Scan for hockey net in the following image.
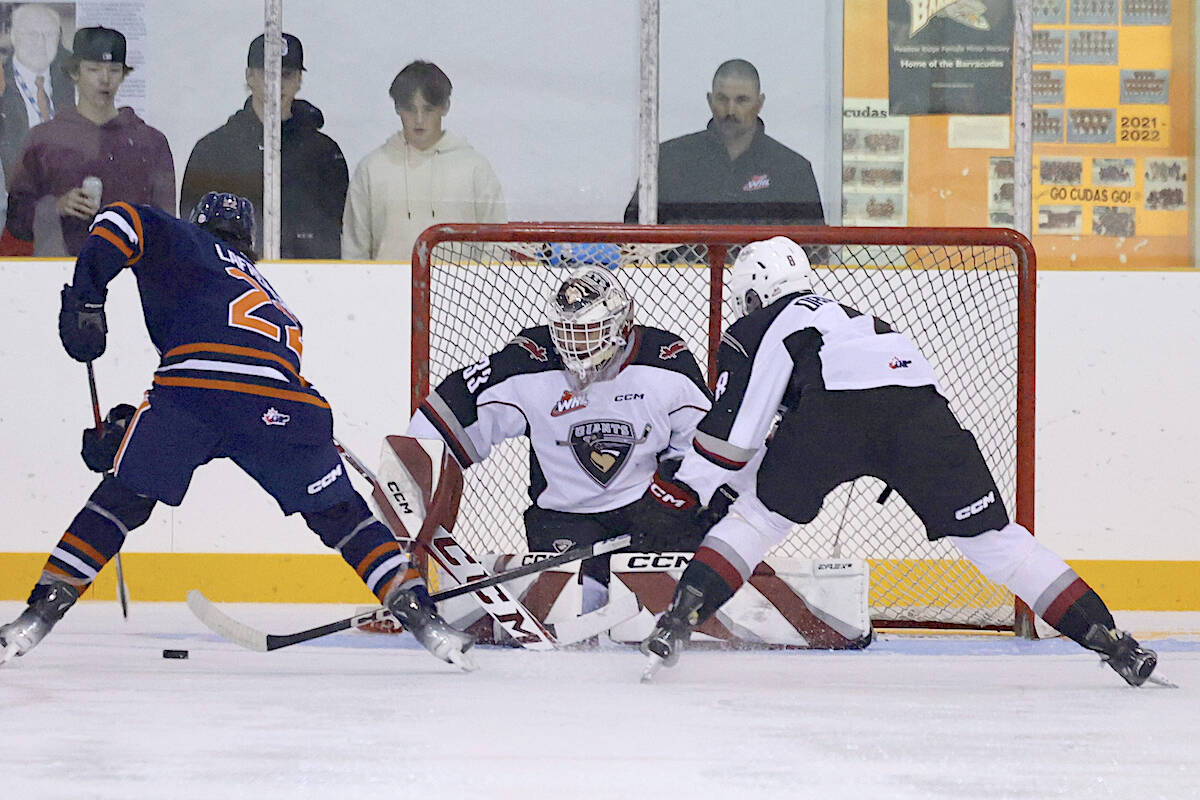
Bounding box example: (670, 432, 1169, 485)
(412, 224, 1035, 632)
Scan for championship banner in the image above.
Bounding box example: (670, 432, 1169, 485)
(887, 0, 1015, 115)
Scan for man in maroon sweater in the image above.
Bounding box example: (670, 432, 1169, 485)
(0, 26, 174, 256)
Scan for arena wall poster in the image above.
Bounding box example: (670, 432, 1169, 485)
(887, 0, 1015, 115)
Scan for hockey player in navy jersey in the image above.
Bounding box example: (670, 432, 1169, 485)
(0, 192, 475, 669)
(408, 265, 714, 610)
(636, 236, 1160, 686)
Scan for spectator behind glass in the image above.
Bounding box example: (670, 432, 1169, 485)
(180, 33, 348, 260)
(0, 3, 75, 184)
(342, 60, 505, 262)
(0, 25, 175, 257)
(624, 59, 825, 229)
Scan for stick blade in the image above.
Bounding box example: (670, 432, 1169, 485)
(548, 592, 641, 645)
(186, 590, 268, 652)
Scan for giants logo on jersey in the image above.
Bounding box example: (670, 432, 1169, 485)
(511, 335, 548, 362)
(550, 390, 588, 417)
(659, 340, 687, 360)
(566, 419, 637, 487)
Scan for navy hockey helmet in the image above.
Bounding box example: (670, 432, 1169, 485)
(189, 192, 256, 252)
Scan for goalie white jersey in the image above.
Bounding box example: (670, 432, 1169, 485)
(409, 325, 712, 514)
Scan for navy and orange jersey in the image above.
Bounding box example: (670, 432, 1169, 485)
(72, 203, 325, 407)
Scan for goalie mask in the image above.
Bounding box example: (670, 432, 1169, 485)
(547, 266, 635, 386)
(728, 236, 816, 317)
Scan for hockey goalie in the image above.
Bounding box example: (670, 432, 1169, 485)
(385, 263, 871, 650)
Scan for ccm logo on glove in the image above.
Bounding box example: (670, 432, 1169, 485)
(648, 473, 698, 510)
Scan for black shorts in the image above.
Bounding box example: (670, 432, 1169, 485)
(756, 385, 1009, 540)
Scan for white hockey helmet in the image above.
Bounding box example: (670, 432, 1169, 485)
(728, 236, 816, 317)
(546, 265, 635, 384)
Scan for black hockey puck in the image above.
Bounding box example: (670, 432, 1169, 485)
(162, 649, 189, 659)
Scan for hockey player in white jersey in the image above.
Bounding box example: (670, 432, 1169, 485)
(408, 265, 714, 608)
(635, 236, 1160, 686)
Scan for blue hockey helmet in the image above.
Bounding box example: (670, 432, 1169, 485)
(189, 191, 256, 252)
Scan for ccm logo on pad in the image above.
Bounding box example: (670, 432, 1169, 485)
(955, 491, 995, 520)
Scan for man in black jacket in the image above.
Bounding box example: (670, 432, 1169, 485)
(624, 59, 825, 229)
(180, 33, 347, 259)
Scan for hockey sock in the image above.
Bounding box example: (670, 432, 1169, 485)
(303, 495, 420, 602)
(33, 474, 155, 600)
(949, 522, 1115, 646)
(677, 555, 737, 623)
(1039, 584, 1115, 647)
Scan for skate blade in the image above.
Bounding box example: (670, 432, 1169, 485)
(0, 641, 19, 666)
(1145, 673, 1178, 689)
(448, 648, 479, 673)
(640, 653, 665, 683)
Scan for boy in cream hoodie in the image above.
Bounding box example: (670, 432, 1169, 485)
(342, 60, 505, 262)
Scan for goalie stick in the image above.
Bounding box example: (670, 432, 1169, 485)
(336, 436, 638, 649)
(187, 533, 634, 653)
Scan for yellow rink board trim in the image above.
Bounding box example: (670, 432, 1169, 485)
(0, 553, 1197, 609)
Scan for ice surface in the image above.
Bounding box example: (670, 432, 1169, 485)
(1, 602, 1197, 800)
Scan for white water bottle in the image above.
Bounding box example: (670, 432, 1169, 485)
(81, 176, 103, 208)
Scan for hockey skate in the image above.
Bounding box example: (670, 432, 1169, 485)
(639, 582, 705, 682)
(386, 585, 478, 672)
(1083, 624, 1160, 687)
(0, 581, 79, 666)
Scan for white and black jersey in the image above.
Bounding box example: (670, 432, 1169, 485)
(409, 325, 711, 514)
(677, 291, 1008, 540)
(687, 292, 939, 478)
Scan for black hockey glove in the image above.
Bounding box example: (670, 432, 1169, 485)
(632, 463, 702, 552)
(58, 284, 107, 363)
(81, 403, 136, 473)
(697, 483, 738, 531)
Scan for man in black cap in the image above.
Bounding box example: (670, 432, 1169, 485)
(0, 25, 175, 256)
(180, 32, 348, 259)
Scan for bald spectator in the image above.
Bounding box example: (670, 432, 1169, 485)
(0, 3, 75, 182)
(624, 59, 825, 229)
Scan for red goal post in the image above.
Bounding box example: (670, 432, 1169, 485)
(412, 224, 1036, 633)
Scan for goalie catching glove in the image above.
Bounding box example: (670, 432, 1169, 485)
(58, 284, 107, 363)
(81, 403, 137, 473)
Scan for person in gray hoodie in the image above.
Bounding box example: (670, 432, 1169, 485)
(180, 33, 347, 259)
(342, 60, 505, 262)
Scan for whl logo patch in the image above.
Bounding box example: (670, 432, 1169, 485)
(888, 357, 912, 369)
(743, 174, 770, 191)
(550, 390, 588, 417)
(262, 407, 290, 426)
(567, 419, 636, 487)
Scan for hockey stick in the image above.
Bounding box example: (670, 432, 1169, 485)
(187, 533, 633, 652)
(87, 361, 129, 619)
(336, 437, 638, 649)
